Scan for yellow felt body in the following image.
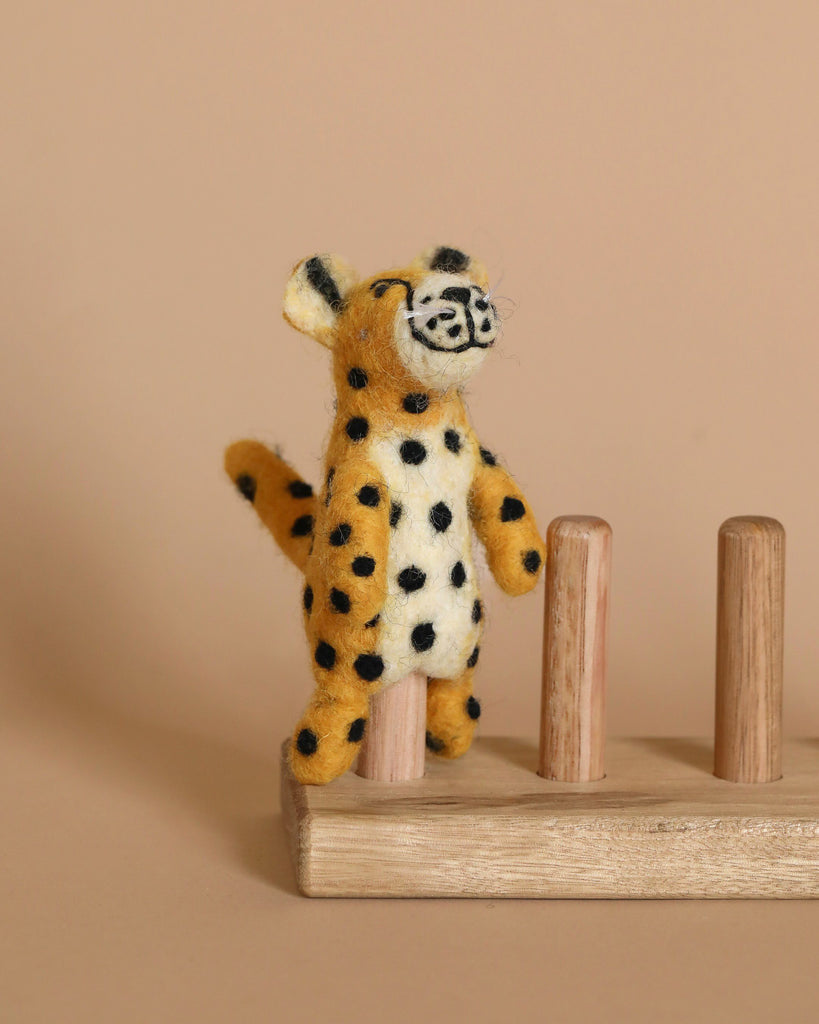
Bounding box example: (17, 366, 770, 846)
(225, 246, 547, 785)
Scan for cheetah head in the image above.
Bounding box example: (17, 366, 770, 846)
(282, 246, 501, 392)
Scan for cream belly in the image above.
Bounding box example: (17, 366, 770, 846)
(370, 424, 482, 687)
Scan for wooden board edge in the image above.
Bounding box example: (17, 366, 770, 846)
(278, 738, 819, 899)
(279, 742, 314, 896)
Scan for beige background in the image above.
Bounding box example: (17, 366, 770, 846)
(3, 2, 819, 1021)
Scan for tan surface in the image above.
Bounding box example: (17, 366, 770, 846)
(3, 1, 819, 1021)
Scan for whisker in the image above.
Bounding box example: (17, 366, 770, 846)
(484, 275, 505, 303)
(403, 306, 452, 320)
(491, 295, 517, 321)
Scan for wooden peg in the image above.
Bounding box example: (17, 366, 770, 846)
(356, 671, 427, 782)
(539, 516, 611, 782)
(714, 517, 784, 783)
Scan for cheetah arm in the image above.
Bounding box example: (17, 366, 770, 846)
(468, 454, 546, 596)
(224, 440, 316, 573)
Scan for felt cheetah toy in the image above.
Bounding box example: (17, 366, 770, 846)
(225, 246, 546, 785)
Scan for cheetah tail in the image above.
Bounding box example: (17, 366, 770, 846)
(224, 440, 316, 573)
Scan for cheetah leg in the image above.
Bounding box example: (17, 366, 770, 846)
(289, 673, 373, 786)
(425, 668, 481, 759)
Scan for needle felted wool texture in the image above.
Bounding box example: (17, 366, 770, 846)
(225, 246, 546, 785)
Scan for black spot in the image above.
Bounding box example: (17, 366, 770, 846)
(357, 484, 380, 507)
(347, 718, 366, 743)
(315, 641, 336, 670)
(481, 318, 491, 332)
(287, 479, 313, 499)
(354, 653, 384, 682)
(325, 467, 335, 506)
(479, 447, 497, 466)
(346, 417, 369, 442)
(403, 393, 429, 414)
(397, 566, 426, 592)
(472, 599, 482, 623)
(523, 549, 542, 574)
(475, 298, 488, 311)
(429, 502, 452, 532)
(450, 561, 466, 588)
(352, 555, 375, 577)
(430, 246, 470, 274)
(426, 732, 445, 753)
(400, 440, 427, 465)
(466, 696, 481, 720)
(296, 729, 318, 756)
(447, 324, 462, 338)
(411, 622, 436, 652)
(427, 317, 438, 330)
(500, 497, 526, 522)
(444, 429, 462, 454)
(305, 256, 345, 313)
(439, 310, 456, 321)
(330, 588, 351, 614)
(467, 646, 480, 668)
(389, 502, 403, 528)
(364, 614, 380, 628)
(236, 474, 256, 502)
(347, 367, 368, 389)
(303, 585, 313, 613)
(292, 515, 314, 537)
(329, 523, 352, 546)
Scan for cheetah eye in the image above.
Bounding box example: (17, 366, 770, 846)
(370, 277, 412, 300)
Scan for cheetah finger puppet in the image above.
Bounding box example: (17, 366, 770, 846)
(225, 246, 546, 785)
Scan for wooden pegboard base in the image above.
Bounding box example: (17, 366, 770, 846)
(281, 736, 819, 898)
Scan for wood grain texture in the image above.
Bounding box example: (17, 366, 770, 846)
(282, 736, 819, 898)
(355, 671, 426, 782)
(715, 517, 785, 783)
(539, 516, 611, 782)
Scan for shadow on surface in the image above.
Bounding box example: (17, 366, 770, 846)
(476, 736, 716, 777)
(235, 812, 294, 891)
(479, 735, 540, 773)
(2, 501, 298, 896)
(632, 737, 713, 773)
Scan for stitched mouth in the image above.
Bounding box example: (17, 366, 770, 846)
(412, 333, 495, 354)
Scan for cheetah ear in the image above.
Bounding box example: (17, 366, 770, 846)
(413, 245, 489, 291)
(283, 254, 358, 348)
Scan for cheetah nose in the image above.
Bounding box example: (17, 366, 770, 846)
(439, 286, 472, 306)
